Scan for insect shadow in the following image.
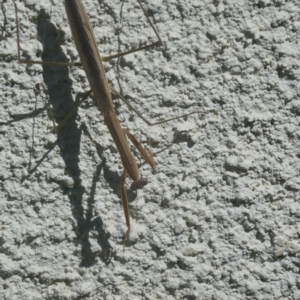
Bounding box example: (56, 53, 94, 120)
(35, 8, 116, 266)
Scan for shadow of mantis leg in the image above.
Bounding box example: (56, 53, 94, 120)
(54, 90, 92, 132)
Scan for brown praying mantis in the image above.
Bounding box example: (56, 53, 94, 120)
(11, 0, 202, 241)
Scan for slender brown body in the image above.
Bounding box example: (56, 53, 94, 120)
(13, 0, 205, 242)
(10, 0, 208, 271)
(13, 0, 165, 239)
(64, 0, 141, 183)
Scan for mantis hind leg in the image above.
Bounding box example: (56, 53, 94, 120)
(120, 170, 148, 243)
(120, 128, 155, 242)
(120, 169, 131, 241)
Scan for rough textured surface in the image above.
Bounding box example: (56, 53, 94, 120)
(1, 0, 300, 299)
